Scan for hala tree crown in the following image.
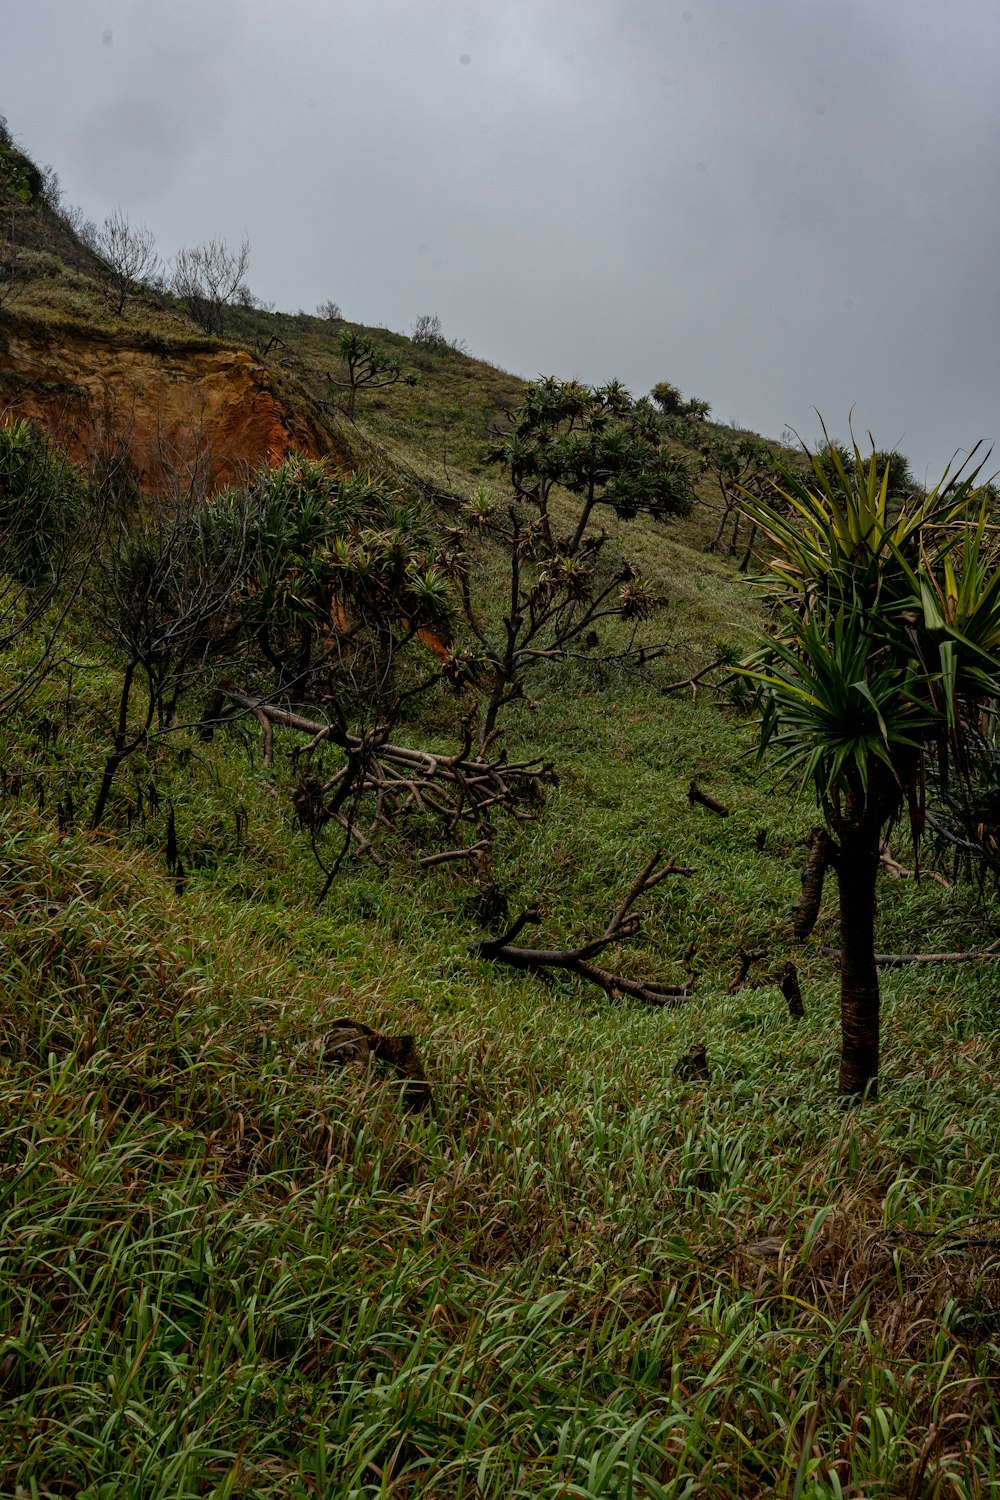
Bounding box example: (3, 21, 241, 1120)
(740, 430, 1000, 839)
(488, 376, 695, 554)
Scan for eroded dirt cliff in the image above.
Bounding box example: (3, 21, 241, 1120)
(0, 321, 338, 488)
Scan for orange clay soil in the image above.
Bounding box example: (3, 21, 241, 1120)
(0, 323, 342, 489)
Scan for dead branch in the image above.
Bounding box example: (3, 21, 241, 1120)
(792, 827, 834, 939)
(687, 780, 730, 817)
(661, 655, 730, 701)
(880, 841, 951, 889)
(220, 689, 556, 872)
(474, 850, 696, 1006)
(821, 938, 1000, 967)
(727, 948, 768, 993)
(252, 706, 274, 769)
(418, 840, 492, 868)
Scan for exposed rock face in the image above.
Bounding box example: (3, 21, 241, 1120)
(0, 323, 333, 488)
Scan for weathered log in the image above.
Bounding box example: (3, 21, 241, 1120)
(821, 939, 1000, 967)
(320, 1018, 433, 1112)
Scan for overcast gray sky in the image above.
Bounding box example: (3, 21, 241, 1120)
(3, 0, 999, 481)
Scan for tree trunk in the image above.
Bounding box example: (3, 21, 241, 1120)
(836, 821, 882, 1098)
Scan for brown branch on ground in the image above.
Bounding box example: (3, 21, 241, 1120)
(727, 948, 768, 993)
(252, 706, 274, 769)
(792, 827, 835, 939)
(661, 655, 730, 701)
(780, 960, 805, 1017)
(821, 938, 1000, 967)
(880, 841, 951, 889)
(318, 1018, 433, 1112)
(687, 781, 730, 817)
(474, 850, 696, 1006)
(220, 689, 556, 870)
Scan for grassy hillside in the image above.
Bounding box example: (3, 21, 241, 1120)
(1, 135, 999, 1498)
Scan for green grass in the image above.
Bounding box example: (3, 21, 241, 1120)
(1, 633, 999, 1496)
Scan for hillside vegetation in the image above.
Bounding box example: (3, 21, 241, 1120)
(0, 128, 998, 1498)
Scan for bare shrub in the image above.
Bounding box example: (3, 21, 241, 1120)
(171, 237, 251, 337)
(93, 209, 160, 316)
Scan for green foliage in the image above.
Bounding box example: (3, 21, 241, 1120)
(236, 455, 452, 681)
(0, 417, 82, 586)
(815, 440, 914, 500)
(0, 140, 39, 206)
(742, 436, 1000, 822)
(650, 381, 711, 421)
(489, 377, 694, 551)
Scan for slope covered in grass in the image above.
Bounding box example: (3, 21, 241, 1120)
(1, 130, 999, 1498)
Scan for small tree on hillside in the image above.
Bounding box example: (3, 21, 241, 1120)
(742, 434, 1000, 1098)
(327, 328, 412, 419)
(171, 237, 251, 337)
(412, 313, 445, 348)
(701, 432, 778, 565)
(448, 378, 696, 748)
(87, 464, 251, 827)
(488, 377, 695, 556)
(94, 209, 160, 316)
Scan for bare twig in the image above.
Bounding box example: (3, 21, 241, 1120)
(661, 654, 730, 700)
(727, 948, 767, 993)
(252, 706, 274, 769)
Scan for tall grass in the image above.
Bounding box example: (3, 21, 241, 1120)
(1, 642, 998, 1494)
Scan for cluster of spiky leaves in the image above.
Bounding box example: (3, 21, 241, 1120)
(740, 438, 1000, 827)
(233, 456, 452, 668)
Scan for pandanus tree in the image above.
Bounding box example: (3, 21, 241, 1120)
(741, 435, 1000, 1097)
(487, 377, 694, 556)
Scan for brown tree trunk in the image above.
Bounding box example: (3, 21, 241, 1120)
(836, 821, 882, 1098)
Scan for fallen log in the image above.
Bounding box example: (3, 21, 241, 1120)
(474, 850, 696, 1006)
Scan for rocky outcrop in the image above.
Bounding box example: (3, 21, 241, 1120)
(0, 321, 336, 489)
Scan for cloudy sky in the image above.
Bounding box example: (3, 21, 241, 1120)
(3, 0, 999, 481)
